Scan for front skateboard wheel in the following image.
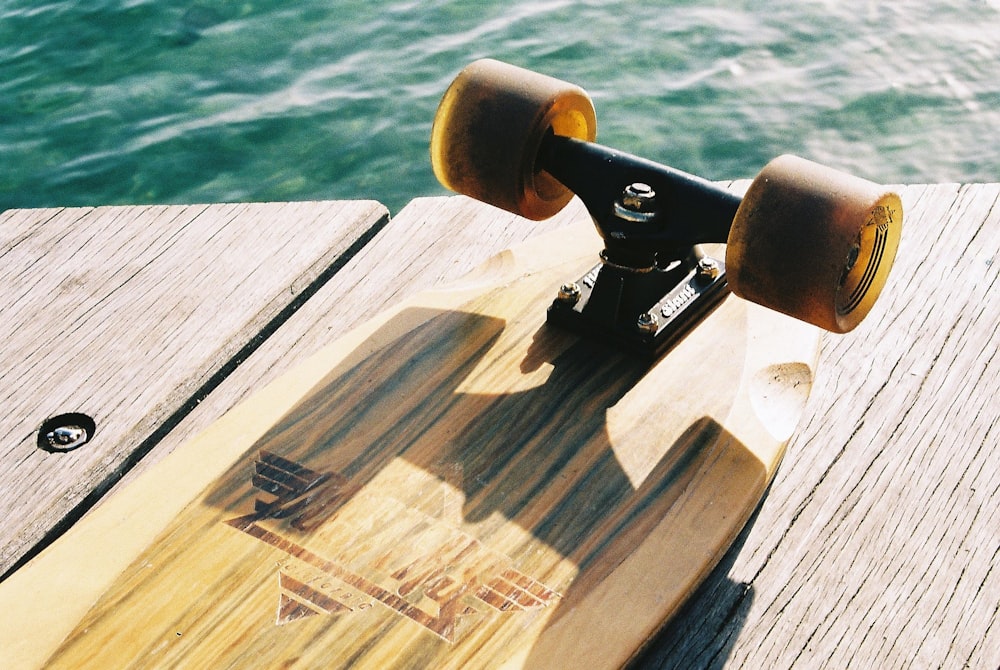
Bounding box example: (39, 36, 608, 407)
(726, 155, 902, 333)
(431, 59, 597, 220)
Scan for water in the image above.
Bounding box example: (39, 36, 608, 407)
(2, 0, 999, 215)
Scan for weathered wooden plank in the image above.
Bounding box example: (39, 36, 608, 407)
(637, 184, 1000, 668)
(5, 183, 996, 667)
(119, 196, 583, 477)
(0, 197, 820, 669)
(0, 200, 388, 577)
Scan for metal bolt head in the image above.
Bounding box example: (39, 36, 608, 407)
(636, 311, 659, 334)
(697, 256, 720, 279)
(621, 183, 656, 212)
(557, 282, 582, 305)
(38, 413, 96, 452)
(46, 425, 88, 450)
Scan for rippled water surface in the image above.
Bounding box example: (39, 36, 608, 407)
(2, 1, 999, 214)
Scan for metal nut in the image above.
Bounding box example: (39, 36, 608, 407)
(697, 257, 720, 279)
(614, 183, 658, 222)
(636, 311, 659, 334)
(557, 282, 582, 305)
(621, 183, 656, 211)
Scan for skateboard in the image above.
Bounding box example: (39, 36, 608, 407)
(0, 59, 901, 668)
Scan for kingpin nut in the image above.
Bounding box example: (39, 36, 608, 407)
(614, 183, 658, 222)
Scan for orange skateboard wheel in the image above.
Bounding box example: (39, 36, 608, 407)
(726, 155, 902, 332)
(430, 59, 597, 220)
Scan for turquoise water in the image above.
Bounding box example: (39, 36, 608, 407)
(3, 1, 999, 215)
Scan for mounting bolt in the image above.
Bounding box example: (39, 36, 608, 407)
(697, 256, 720, 279)
(557, 282, 582, 305)
(614, 183, 658, 222)
(636, 311, 659, 334)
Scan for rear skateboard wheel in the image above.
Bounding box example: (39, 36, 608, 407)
(431, 59, 597, 220)
(726, 155, 902, 333)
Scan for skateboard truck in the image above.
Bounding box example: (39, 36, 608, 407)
(430, 59, 903, 348)
(539, 133, 739, 357)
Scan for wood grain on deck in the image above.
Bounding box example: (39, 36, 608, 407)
(1, 185, 997, 668)
(2, 214, 817, 669)
(638, 183, 1000, 669)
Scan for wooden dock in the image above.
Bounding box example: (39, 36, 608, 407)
(0, 183, 997, 668)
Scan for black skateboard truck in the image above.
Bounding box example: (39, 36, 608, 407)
(430, 59, 903, 355)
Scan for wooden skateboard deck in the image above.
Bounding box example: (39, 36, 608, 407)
(0, 57, 904, 669)
(0, 219, 819, 669)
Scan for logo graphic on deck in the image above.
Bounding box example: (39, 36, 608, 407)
(224, 452, 559, 641)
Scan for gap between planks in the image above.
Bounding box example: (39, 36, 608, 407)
(0, 200, 388, 579)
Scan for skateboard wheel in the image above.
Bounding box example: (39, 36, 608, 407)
(726, 155, 902, 333)
(431, 59, 597, 220)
